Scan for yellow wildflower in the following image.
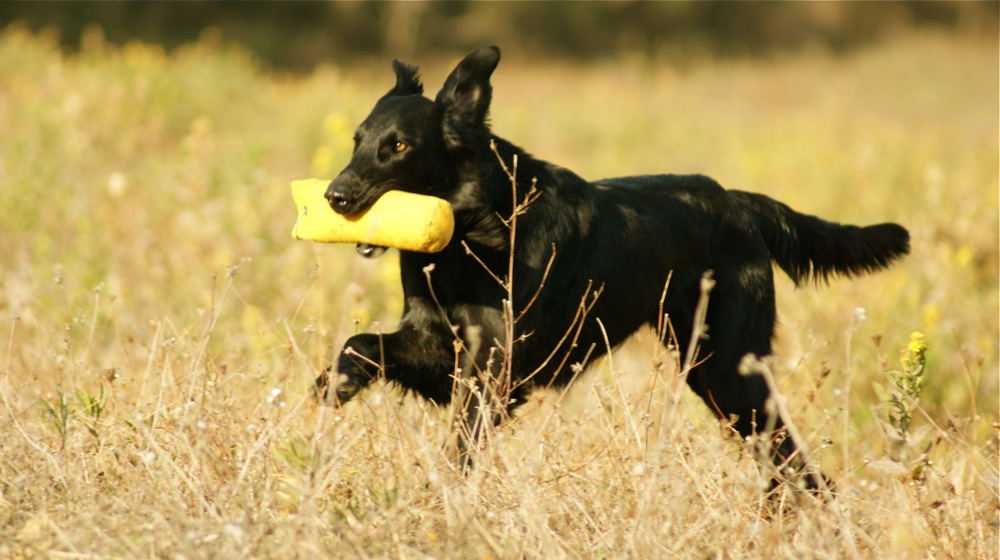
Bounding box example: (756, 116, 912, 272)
(953, 246, 973, 268)
(907, 331, 928, 355)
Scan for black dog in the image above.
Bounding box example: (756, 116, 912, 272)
(314, 46, 909, 488)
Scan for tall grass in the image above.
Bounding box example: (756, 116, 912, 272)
(0, 26, 996, 558)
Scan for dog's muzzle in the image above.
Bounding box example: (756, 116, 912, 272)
(325, 185, 352, 211)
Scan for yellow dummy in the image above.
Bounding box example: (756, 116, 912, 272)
(290, 179, 454, 253)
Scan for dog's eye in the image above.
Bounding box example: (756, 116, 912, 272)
(393, 141, 408, 154)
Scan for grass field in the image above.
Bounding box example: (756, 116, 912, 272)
(1, 26, 997, 558)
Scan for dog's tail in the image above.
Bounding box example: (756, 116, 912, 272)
(732, 191, 910, 285)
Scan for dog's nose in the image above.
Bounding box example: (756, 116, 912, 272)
(324, 185, 351, 209)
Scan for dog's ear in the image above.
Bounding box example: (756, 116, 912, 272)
(387, 59, 423, 97)
(436, 46, 500, 128)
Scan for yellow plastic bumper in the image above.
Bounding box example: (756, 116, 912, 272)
(290, 179, 454, 253)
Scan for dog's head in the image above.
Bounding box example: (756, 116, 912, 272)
(325, 46, 501, 217)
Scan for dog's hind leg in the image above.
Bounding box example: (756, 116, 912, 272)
(671, 263, 826, 492)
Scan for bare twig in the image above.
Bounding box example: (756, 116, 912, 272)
(665, 271, 714, 438)
(515, 243, 556, 323)
(655, 271, 673, 343)
(681, 271, 714, 380)
(532, 282, 605, 391)
(460, 240, 507, 289)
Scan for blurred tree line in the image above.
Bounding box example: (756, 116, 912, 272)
(1, 1, 995, 69)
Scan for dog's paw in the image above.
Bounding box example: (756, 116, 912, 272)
(312, 369, 364, 407)
(311, 371, 333, 405)
(766, 469, 835, 501)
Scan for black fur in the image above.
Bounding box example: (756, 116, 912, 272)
(315, 46, 909, 488)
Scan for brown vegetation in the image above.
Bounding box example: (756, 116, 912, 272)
(0, 28, 996, 558)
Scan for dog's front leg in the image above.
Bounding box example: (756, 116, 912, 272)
(314, 321, 456, 407)
(313, 332, 383, 406)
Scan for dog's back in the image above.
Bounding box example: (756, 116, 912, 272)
(506, 172, 909, 386)
(593, 174, 909, 285)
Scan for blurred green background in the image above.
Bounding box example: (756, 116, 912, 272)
(3, 1, 996, 69)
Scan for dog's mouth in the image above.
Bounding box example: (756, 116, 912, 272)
(326, 183, 386, 218)
(356, 243, 387, 259)
(325, 184, 393, 258)
(330, 197, 375, 219)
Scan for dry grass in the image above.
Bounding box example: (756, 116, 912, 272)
(0, 27, 997, 558)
